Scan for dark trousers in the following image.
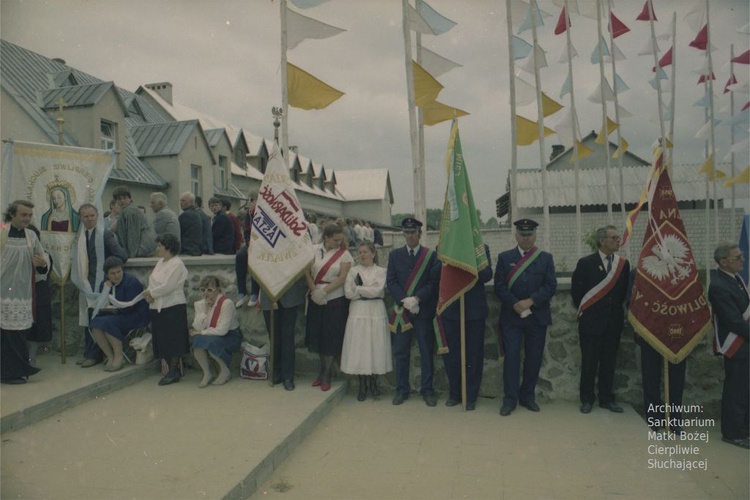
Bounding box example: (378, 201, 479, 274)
(235, 246, 260, 296)
(442, 318, 485, 403)
(579, 327, 622, 405)
(722, 356, 750, 439)
(502, 323, 547, 407)
(1, 328, 39, 380)
(640, 340, 686, 425)
(391, 317, 434, 396)
(263, 305, 298, 383)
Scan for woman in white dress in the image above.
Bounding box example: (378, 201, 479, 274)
(341, 241, 392, 401)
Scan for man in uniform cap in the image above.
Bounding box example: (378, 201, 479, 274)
(494, 218, 557, 416)
(386, 217, 440, 406)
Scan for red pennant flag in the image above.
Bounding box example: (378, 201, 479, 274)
(636, 0, 656, 21)
(743, 101, 750, 111)
(652, 47, 673, 72)
(554, 6, 569, 35)
(724, 74, 737, 94)
(689, 24, 708, 50)
(697, 72, 715, 84)
(731, 49, 750, 65)
(609, 12, 630, 38)
(627, 153, 712, 363)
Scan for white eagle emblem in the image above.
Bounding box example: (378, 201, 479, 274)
(642, 235, 691, 285)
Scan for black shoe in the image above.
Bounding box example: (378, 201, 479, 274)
(272, 376, 283, 385)
(283, 380, 295, 391)
(466, 401, 476, 411)
(158, 371, 180, 386)
(722, 437, 750, 449)
(1, 377, 27, 385)
(445, 398, 461, 407)
(599, 402, 623, 413)
(423, 393, 437, 407)
(500, 404, 515, 416)
(392, 393, 408, 405)
(369, 376, 381, 398)
(357, 376, 367, 401)
(520, 400, 540, 412)
(580, 402, 593, 414)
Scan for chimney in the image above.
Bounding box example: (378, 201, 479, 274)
(550, 144, 565, 161)
(145, 82, 173, 105)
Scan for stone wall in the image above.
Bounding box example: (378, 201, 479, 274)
(48, 254, 724, 414)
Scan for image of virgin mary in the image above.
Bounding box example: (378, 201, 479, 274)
(40, 185, 81, 232)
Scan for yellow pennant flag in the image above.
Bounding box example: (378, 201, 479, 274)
(723, 166, 750, 187)
(413, 61, 443, 107)
(516, 115, 555, 146)
(287, 62, 344, 110)
(612, 137, 629, 158)
(541, 93, 564, 117)
(699, 155, 726, 180)
(423, 100, 469, 126)
(569, 141, 594, 163)
(595, 116, 619, 145)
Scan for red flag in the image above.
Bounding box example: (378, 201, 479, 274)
(627, 152, 712, 363)
(697, 72, 715, 84)
(652, 47, 673, 72)
(636, 0, 656, 21)
(724, 74, 737, 94)
(554, 6, 569, 35)
(689, 24, 708, 50)
(743, 101, 750, 111)
(731, 49, 750, 65)
(609, 12, 630, 38)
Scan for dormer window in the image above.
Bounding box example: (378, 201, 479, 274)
(100, 120, 116, 150)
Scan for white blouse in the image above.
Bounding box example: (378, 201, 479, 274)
(192, 296, 239, 336)
(148, 256, 188, 312)
(344, 264, 386, 300)
(310, 243, 354, 300)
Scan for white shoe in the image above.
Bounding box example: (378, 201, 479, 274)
(247, 294, 258, 307)
(235, 295, 247, 308)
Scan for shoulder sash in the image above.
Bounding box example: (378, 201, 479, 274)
(577, 256, 627, 318)
(314, 247, 347, 284)
(388, 247, 434, 334)
(506, 246, 540, 289)
(210, 295, 229, 328)
(713, 276, 750, 359)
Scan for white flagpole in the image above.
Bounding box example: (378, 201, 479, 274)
(530, 0, 550, 250)
(402, 0, 425, 233)
(280, 0, 290, 166)
(668, 13, 677, 169)
(705, 0, 719, 245)
(595, 0, 613, 225)
(563, 0, 582, 259)
(605, 2, 626, 229)
(505, 0, 519, 226)
(416, 0, 427, 229)
(646, 0, 668, 156)
(729, 45, 737, 235)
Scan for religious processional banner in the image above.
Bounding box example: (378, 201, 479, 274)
(247, 144, 314, 302)
(1, 140, 114, 282)
(627, 149, 711, 364)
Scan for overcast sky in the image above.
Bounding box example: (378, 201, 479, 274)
(2, 0, 748, 220)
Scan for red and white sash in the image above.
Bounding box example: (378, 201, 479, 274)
(713, 275, 749, 359)
(577, 255, 627, 318)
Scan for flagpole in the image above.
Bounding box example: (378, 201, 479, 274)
(269, 301, 276, 387)
(595, 0, 613, 225)
(729, 45, 737, 236)
(402, 0, 426, 235)
(505, 0, 519, 226)
(529, 0, 550, 250)
(605, 1, 626, 233)
(668, 13, 677, 170)
(416, 1, 427, 232)
(460, 294, 467, 411)
(646, 0, 668, 155)
(562, 0, 582, 259)
(280, 0, 290, 166)
(705, 0, 719, 246)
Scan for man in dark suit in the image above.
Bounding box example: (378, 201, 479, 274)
(440, 244, 492, 411)
(76, 203, 128, 368)
(709, 243, 749, 449)
(386, 217, 440, 407)
(572, 225, 630, 414)
(178, 192, 203, 256)
(209, 197, 235, 255)
(495, 219, 557, 416)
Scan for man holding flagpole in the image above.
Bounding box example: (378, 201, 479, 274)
(495, 219, 556, 416)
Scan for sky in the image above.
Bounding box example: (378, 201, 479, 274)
(1, 0, 748, 221)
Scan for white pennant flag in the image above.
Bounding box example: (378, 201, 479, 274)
(556, 42, 577, 63)
(730, 137, 750, 153)
(617, 104, 633, 118)
(740, 23, 750, 35)
(517, 45, 548, 74)
(588, 77, 615, 103)
(577, 1, 598, 20)
(514, 76, 537, 106)
(604, 41, 626, 63)
(553, 108, 577, 146)
(683, 0, 706, 33)
(287, 8, 346, 50)
(727, 81, 750, 94)
(407, 4, 437, 35)
(420, 47, 462, 77)
(248, 145, 314, 302)
(695, 119, 721, 140)
(637, 37, 659, 56)
(551, 0, 578, 14)
(692, 57, 710, 75)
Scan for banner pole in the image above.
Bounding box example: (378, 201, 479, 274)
(60, 278, 66, 364)
(663, 357, 670, 432)
(460, 294, 467, 411)
(269, 301, 277, 387)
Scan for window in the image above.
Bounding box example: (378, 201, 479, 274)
(218, 155, 228, 189)
(191, 165, 202, 198)
(100, 120, 116, 150)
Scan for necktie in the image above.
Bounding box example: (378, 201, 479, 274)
(409, 249, 415, 258)
(86, 229, 92, 247)
(606, 254, 613, 273)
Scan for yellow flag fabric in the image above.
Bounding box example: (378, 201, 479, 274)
(723, 166, 750, 187)
(422, 100, 469, 126)
(595, 116, 619, 145)
(541, 93, 564, 117)
(699, 155, 726, 180)
(612, 137, 629, 158)
(413, 61, 443, 107)
(287, 62, 344, 110)
(516, 115, 555, 146)
(569, 141, 594, 163)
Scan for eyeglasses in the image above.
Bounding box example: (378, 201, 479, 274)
(726, 254, 745, 261)
(606, 236, 621, 241)
(199, 287, 217, 293)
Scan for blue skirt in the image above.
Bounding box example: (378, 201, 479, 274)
(192, 328, 242, 367)
(90, 312, 149, 342)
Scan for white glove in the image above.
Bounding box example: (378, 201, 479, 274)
(410, 304, 420, 315)
(402, 296, 419, 311)
(311, 288, 328, 305)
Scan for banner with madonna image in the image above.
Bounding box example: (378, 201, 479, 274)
(1, 140, 115, 282)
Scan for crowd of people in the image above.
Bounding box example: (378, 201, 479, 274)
(0, 195, 747, 449)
